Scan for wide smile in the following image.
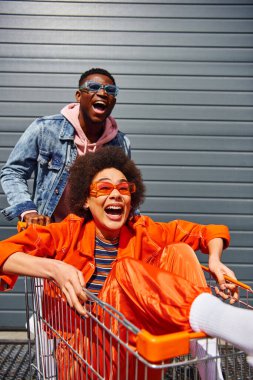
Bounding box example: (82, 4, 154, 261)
(104, 205, 124, 220)
(92, 100, 107, 114)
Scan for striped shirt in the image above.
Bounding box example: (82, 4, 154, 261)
(86, 236, 119, 296)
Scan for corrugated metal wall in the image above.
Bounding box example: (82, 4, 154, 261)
(0, 0, 253, 329)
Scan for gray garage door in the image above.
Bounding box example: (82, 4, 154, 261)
(0, 0, 252, 329)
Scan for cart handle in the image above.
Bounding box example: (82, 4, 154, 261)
(201, 264, 253, 291)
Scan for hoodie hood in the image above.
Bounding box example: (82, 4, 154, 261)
(61, 103, 118, 155)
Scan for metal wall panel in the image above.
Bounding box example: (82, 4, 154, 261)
(0, 0, 252, 329)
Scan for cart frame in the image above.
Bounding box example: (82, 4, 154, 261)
(25, 269, 253, 380)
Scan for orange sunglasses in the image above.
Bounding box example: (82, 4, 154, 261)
(90, 181, 136, 197)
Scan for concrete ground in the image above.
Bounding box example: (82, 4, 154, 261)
(0, 331, 27, 341)
(0, 332, 35, 379)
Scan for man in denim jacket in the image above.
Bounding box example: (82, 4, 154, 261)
(1, 68, 131, 226)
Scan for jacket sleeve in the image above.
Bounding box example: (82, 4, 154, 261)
(122, 134, 131, 158)
(0, 120, 41, 220)
(115, 131, 131, 158)
(163, 219, 230, 254)
(0, 223, 62, 290)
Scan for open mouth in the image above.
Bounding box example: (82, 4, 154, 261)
(105, 206, 123, 216)
(93, 101, 107, 112)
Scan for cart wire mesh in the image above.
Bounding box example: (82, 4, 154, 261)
(25, 273, 253, 380)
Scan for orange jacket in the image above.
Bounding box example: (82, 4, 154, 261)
(0, 213, 230, 291)
(0, 214, 230, 380)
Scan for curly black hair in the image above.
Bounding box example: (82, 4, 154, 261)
(68, 146, 145, 220)
(78, 68, 116, 87)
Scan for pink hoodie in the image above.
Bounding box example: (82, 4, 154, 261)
(52, 103, 119, 221)
(61, 103, 118, 155)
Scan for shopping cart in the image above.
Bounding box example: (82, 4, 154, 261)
(25, 269, 253, 380)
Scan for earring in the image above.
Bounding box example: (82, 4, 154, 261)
(83, 205, 89, 210)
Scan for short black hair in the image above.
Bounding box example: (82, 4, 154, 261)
(79, 68, 116, 87)
(68, 146, 145, 220)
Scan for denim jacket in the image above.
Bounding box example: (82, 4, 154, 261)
(0, 114, 131, 220)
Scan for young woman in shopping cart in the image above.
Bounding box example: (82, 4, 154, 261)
(0, 146, 253, 380)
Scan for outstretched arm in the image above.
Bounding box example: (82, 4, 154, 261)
(207, 238, 238, 304)
(0, 120, 42, 220)
(0, 252, 88, 315)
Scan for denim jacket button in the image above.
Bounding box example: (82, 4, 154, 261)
(55, 189, 59, 195)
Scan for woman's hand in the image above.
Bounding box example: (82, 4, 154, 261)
(2, 252, 88, 315)
(208, 259, 238, 304)
(50, 260, 88, 316)
(208, 238, 238, 304)
(209, 262, 239, 304)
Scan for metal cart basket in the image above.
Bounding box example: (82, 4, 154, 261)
(25, 269, 253, 380)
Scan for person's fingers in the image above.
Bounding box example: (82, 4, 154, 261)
(215, 271, 226, 290)
(62, 287, 73, 308)
(232, 291, 239, 302)
(228, 285, 239, 303)
(214, 286, 229, 300)
(224, 282, 238, 298)
(31, 217, 42, 225)
(214, 285, 239, 303)
(24, 213, 51, 227)
(64, 282, 88, 316)
(52, 263, 87, 315)
(215, 267, 236, 288)
(31, 216, 50, 226)
(26, 216, 40, 225)
(77, 270, 86, 288)
(211, 263, 239, 304)
(24, 212, 39, 224)
(229, 294, 238, 304)
(224, 282, 237, 290)
(26, 217, 34, 226)
(73, 273, 87, 303)
(45, 216, 51, 226)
